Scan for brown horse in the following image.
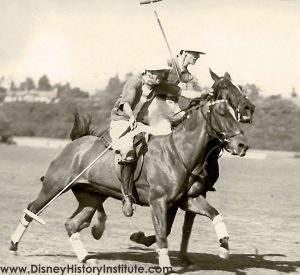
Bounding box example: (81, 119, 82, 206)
(129, 69, 256, 263)
(10, 91, 249, 271)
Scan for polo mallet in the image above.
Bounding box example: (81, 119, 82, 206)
(140, 0, 181, 81)
(25, 126, 131, 225)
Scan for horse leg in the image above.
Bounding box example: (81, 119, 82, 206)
(65, 186, 106, 262)
(130, 204, 178, 247)
(9, 180, 66, 254)
(91, 203, 107, 240)
(178, 211, 196, 265)
(180, 195, 230, 259)
(150, 198, 173, 271)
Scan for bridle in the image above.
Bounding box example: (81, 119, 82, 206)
(170, 98, 244, 179)
(213, 78, 253, 123)
(201, 99, 244, 145)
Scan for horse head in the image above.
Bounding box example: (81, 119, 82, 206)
(188, 98, 249, 157)
(209, 69, 255, 123)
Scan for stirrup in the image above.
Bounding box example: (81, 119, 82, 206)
(122, 195, 136, 217)
(118, 150, 137, 165)
(122, 195, 136, 208)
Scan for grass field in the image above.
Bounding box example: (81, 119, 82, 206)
(0, 144, 299, 275)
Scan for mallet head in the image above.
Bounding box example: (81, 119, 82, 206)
(140, 0, 162, 5)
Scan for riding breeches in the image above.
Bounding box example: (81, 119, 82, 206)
(148, 98, 184, 134)
(110, 120, 157, 156)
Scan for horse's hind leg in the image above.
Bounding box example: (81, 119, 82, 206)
(180, 195, 230, 259)
(10, 180, 66, 254)
(65, 186, 107, 262)
(130, 205, 178, 247)
(91, 204, 107, 240)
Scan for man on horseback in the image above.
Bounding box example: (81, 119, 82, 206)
(148, 46, 208, 133)
(110, 60, 203, 217)
(147, 47, 217, 196)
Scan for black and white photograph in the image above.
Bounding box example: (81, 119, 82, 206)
(0, 0, 299, 274)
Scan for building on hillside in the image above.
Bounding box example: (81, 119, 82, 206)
(4, 88, 59, 104)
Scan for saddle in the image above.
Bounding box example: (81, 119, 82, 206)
(100, 132, 149, 182)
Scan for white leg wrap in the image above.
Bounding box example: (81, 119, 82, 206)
(219, 246, 230, 259)
(11, 215, 30, 244)
(156, 248, 171, 267)
(212, 215, 229, 240)
(69, 233, 88, 262)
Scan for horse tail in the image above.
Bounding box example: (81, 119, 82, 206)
(69, 109, 95, 141)
(69, 109, 108, 141)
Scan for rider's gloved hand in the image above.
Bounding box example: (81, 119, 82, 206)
(200, 88, 214, 100)
(129, 116, 137, 130)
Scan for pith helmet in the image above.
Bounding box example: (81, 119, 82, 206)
(179, 46, 206, 55)
(144, 58, 171, 72)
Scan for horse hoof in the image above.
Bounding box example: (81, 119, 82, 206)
(91, 225, 104, 240)
(85, 258, 98, 265)
(178, 254, 193, 267)
(219, 247, 230, 259)
(130, 231, 145, 244)
(9, 241, 18, 252)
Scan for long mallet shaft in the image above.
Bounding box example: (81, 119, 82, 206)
(140, 0, 181, 81)
(36, 126, 131, 217)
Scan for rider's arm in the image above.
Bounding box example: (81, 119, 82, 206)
(122, 102, 136, 129)
(180, 88, 214, 99)
(122, 102, 134, 119)
(180, 89, 202, 99)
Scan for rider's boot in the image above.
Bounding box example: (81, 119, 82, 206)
(119, 150, 136, 217)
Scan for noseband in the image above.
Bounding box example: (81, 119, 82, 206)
(202, 99, 243, 144)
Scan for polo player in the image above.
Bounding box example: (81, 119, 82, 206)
(110, 60, 203, 217)
(148, 45, 209, 134)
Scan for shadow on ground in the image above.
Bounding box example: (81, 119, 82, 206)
(81, 249, 299, 274)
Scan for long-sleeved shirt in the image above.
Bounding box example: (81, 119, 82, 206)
(111, 74, 181, 122)
(155, 58, 194, 102)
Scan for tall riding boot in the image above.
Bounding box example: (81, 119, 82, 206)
(120, 164, 134, 217)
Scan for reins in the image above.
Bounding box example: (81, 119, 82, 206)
(169, 98, 241, 179)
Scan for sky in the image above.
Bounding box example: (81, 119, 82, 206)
(0, 0, 299, 96)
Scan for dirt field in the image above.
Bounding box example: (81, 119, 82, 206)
(0, 144, 299, 275)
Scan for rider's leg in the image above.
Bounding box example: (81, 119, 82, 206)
(110, 120, 136, 217)
(120, 163, 135, 217)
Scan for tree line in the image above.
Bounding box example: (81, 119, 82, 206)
(0, 75, 89, 99)
(0, 74, 299, 152)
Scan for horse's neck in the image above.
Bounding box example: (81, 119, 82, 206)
(172, 110, 210, 170)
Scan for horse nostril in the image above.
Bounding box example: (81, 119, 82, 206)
(239, 143, 249, 151)
(239, 143, 246, 150)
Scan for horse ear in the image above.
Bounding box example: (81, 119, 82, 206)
(224, 72, 232, 80)
(209, 68, 220, 81)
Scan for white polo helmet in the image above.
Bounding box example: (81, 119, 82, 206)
(144, 58, 171, 72)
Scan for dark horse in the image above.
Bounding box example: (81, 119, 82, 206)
(9, 74, 249, 270)
(130, 69, 255, 263)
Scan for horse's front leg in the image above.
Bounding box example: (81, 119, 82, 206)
(179, 211, 196, 265)
(180, 195, 230, 259)
(149, 197, 173, 271)
(130, 204, 178, 247)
